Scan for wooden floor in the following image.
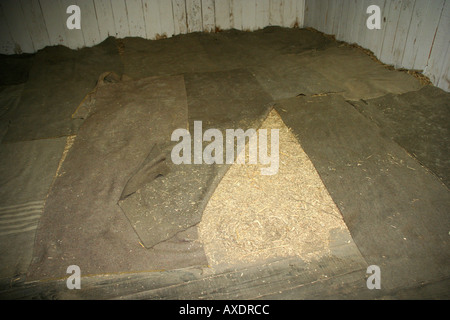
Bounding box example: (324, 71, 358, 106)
(1, 256, 449, 300)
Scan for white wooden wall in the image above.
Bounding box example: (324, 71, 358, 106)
(305, 0, 450, 92)
(2, 0, 447, 92)
(0, 0, 305, 54)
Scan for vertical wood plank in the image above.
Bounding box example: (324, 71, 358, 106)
(60, 0, 86, 49)
(77, 0, 101, 46)
(242, 0, 257, 31)
(282, 0, 297, 28)
(269, 0, 283, 26)
(411, 0, 444, 70)
(230, 0, 243, 30)
(215, 0, 231, 30)
(296, 0, 305, 28)
(142, 0, 161, 39)
(255, 0, 269, 29)
(157, 0, 175, 37)
(336, 0, 350, 41)
(350, 0, 365, 45)
(172, 0, 188, 34)
(323, 0, 335, 35)
(39, 0, 68, 46)
(308, 0, 320, 31)
(1, 0, 35, 53)
(0, 4, 15, 54)
(316, 0, 326, 32)
(365, 0, 387, 56)
(202, 0, 216, 32)
(375, 0, 392, 58)
(391, 0, 415, 68)
(322, 0, 332, 32)
(436, 46, 449, 91)
(94, 0, 117, 39)
(126, 0, 147, 39)
(20, 0, 51, 52)
(306, 0, 320, 31)
(330, 0, 342, 35)
(357, 0, 374, 49)
(186, 0, 203, 32)
(111, 0, 130, 38)
(425, 0, 450, 85)
(379, 0, 402, 65)
(303, 0, 312, 28)
(400, 0, 429, 69)
(342, 0, 357, 43)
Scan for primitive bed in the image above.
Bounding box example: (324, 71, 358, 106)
(0, 27, 449, 299)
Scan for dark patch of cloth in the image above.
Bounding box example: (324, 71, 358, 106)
(351, 85, 450, 188)
(119, 69, 273, 248)
(27, 75, 206, 281)
(275, 94, 450, 291)
(0, 138, 66, 280)
(2, 38, 123, 142)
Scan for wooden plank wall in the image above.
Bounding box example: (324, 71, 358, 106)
(0, 0, 305, 53)
(304, 0, 450, 92)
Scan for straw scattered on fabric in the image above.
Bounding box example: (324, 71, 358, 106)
(198, 110, 349, 269)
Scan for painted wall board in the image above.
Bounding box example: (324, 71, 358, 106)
(363, 0, 386, 54)
(202, 0, 216, 32)
(336, 0, 350, 42)
(436, 45, 449, 91)
(424, 0, 450, 86)
(111, 0, 130, 38)
(172, 0, 188, 34)
(282, 0, 298, 28)
(351, 0, 366, 47)
(270, 0, 283, 26)
(390, 0, 415, 68)
(296, 0, 305, 27)
(316, 0, 327, 32)
(215, 0, 231, 30)
(94, 0, 117, 40)
(5, 1, 36, 52)
(400, 0, 430, 69)
(59, 0, 85, 49)
(330, 0, 343, 35)
(142, 0, 161, 39)
(255, 0, 270, 29)
(343, 0, 357, 44)
(39, 0, 68, 47)
(126, 0, 147, 39)
(242, 0, 257, 31)
(0, 5, 15, 54)
(78, 0, 102, 47)
(1, 0, 35, 53)
(323, 0, 335, 35)
(186, 0, 203, 32)
(230, 0, 244, 30)
(157, 0, 175, 37)
(411, 0, 445, 70)
(20, 0, 51, 52)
